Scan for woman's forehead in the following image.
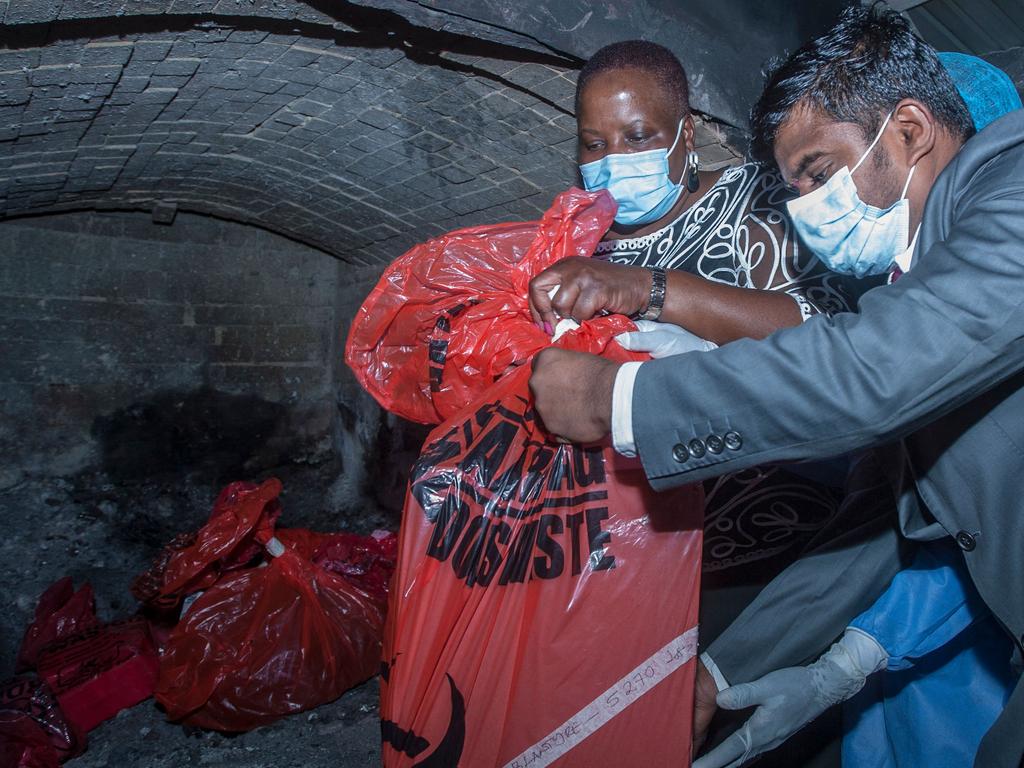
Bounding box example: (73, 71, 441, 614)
(578, 67, 679, 124)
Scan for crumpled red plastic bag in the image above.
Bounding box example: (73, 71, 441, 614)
(156, 480, 282, 605)
(0, 715, 59, 768)
(277, 528, 398, 599)
(347, 188, 704, 766)
(130, 531, 197, 615)
(13, 577, 158, 743)
(35, 619, 159, 735)
(16, 578, 99, 674)
(346, 188, 616, 424)
(152, 480, 396, 732)
(0, 676, 80, 767)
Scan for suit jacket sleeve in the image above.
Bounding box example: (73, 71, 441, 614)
(707, 450, 911, 681)
(633, 180, 1024, 490)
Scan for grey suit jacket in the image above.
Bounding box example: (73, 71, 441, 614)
(633, 110, 1024, 768)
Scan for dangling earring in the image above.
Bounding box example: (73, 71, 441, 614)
(685, 150, 700, 193)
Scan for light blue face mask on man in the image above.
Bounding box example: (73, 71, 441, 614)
(579, 120, 686, 228)
(786, 112, 916, 278)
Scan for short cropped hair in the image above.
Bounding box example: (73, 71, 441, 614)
(749, 4, 974, 164)
(575, 40, 690, 118)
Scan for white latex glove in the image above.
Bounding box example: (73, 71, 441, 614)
(615, 319, 717, 357)
(546, 285, 581, 341)
(693, 629, 887, 768)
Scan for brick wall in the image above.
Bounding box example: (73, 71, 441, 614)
(0, 210, 346, 480)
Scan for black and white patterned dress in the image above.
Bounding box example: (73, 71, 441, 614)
(597, 163, 857, 572)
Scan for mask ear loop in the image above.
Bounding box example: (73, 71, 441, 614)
(667, 117, 697, 193)
(666, 118, 685, 157)
(851, 111, 893, 174)
(899, 163, 916, 200)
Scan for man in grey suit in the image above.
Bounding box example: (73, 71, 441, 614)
(529, 5, 1024, 767)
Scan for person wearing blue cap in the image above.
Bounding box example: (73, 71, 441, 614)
(938, 51, 1022, 132)
(529, 5, 1024, 766)
(692, 49, 1022, 768)
(819, 55, 1023, 768)
(672, 49, 1023, 768)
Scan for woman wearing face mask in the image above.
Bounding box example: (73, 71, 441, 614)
(529, 41, 858, 581)
(529, 40, 858, 346)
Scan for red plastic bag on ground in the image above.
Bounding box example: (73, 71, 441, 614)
(0, 676, 80, 766)
(152, 480, 397, 732)
(156, 480, 282, 605)
(346, 189, 615, 424)
(130, 531, 197, 614)
(276, 528, 398, 597)
(34, 618, 159, 735)
(16, 578, 99, 673)
(0, 716, 59, 768)
(348, 189, 705, 766)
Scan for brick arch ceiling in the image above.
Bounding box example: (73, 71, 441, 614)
(0, 1, 596, 264)
(0, 1, 739, 264)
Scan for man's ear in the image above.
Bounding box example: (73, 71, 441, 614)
(892, 98, 936, 166)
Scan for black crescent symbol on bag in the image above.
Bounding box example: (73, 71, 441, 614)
(412, 673, 466, 768)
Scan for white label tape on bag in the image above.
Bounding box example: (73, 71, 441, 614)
(502, 625, 699, 768)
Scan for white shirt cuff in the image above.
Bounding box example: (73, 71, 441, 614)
(700, 651, 730, 693)
(611, 361, 643, 457)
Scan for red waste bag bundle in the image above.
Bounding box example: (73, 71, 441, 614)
(5, 578, 160, 764)
(347, 189, 704, 767)
(17, 579, 159, 735)
(347, 188, 623, 425)
(35, 618, 159, 735)
(151, 479, 397, 732)
(16, 578, 99, 674)
(0, 676, 80, 768)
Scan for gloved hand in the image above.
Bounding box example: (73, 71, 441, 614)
(615, 319, 717, 357)
(693, 629, 887, 768)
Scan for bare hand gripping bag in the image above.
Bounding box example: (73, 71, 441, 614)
(346, 189, 703, 767)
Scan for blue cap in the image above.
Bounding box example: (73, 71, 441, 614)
(939, 51, 1022, 132)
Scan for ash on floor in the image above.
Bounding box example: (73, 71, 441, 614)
(68, 680, 382, 768)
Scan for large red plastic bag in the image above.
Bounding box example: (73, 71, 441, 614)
(346, 189, 615, 424)
(380, 324, 703, 767)
(151, 480, 397, 732)
(347, 189, 704, 766)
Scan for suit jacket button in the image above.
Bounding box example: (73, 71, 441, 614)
(706, 434, 724, 454)
(955, 530, 977, 551)
(672, 443, 689, 463)
(688, 439, 707, 459)
(724, 431, 743, 450)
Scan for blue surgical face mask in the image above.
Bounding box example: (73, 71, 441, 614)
(786, 112, 916, 278)
(579, 120, 686, 227)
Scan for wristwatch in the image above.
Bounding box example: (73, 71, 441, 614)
(634, 266, 667, 321)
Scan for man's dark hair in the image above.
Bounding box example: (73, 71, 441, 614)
(749, 4, 974, 164)
(575, 40, 690, 117)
